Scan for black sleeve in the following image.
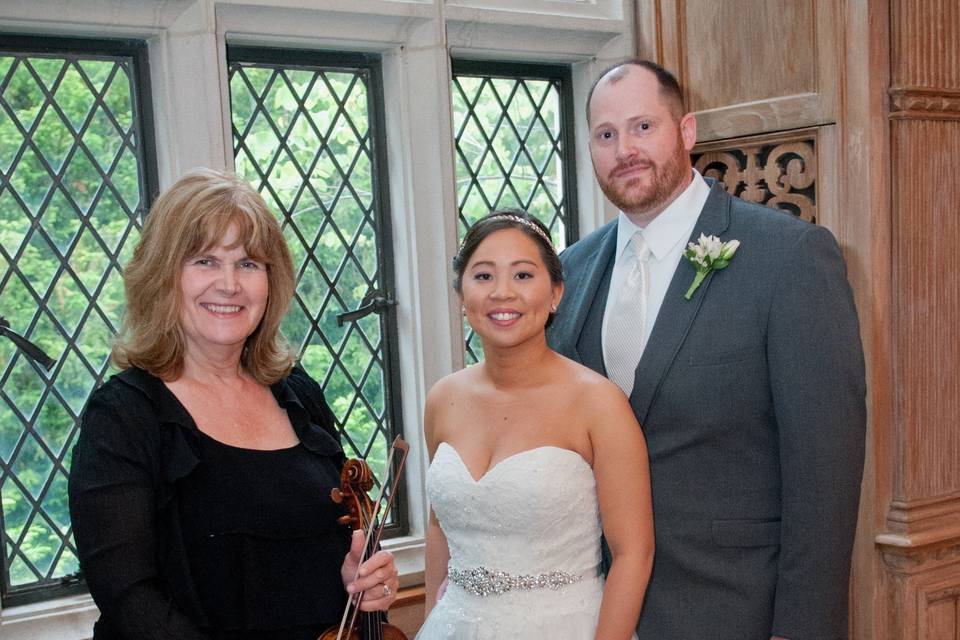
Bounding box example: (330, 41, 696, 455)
(68, 387, 211, 640)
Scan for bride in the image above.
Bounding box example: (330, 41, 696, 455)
(417, 210, 654, 639)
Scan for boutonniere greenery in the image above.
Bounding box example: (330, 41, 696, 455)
(682, 234, 740, 300)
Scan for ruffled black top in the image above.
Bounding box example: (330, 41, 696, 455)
(69, 366, 351, 640)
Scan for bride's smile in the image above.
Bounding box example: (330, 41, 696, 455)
(460, 228, 562, 349)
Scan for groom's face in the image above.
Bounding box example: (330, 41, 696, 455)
(588, 66, 696, 225)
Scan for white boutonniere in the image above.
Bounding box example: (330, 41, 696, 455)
(682, 234, 740, 300)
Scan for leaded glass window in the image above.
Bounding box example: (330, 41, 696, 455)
(451, 60, 578, 363)
(0, 36, 156, 605)
(228, 48, 405, 533)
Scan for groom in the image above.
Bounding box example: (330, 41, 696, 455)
(548, 60, 866, 639)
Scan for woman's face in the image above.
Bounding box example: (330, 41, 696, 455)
(178, 225, 269, 359)
(460, 228, 562, 350)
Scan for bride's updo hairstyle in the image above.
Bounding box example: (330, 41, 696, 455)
(452, 208, 564, 327)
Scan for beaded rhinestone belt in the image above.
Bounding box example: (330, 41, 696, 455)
(447, 566, 585, 597)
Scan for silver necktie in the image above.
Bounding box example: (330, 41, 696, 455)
(604, 233, 651, 396)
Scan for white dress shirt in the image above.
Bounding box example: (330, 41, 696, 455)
(601, 170, 711, 360)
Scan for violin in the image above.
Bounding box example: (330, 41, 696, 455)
(317, 437, 410, 640)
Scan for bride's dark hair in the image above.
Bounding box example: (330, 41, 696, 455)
(452, 209, 563, 327)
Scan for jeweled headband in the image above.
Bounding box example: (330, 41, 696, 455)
(482, 214, 553, 247)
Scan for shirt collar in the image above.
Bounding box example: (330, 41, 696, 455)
(615, 169, 711, 262)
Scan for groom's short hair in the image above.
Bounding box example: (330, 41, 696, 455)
(586, 58, 686, 123)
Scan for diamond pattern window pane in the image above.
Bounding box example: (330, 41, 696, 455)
(0, 39, 154, 605)
(451, 61, 578, 364)
(228, 49, 404, 532)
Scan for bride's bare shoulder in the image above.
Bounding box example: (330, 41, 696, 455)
(553, 353, 620, 392)
(427, 366, 480, 401)
(425, 366, 486, 424)
(548, 354, 633, 420)
(424, 367, 484, 452)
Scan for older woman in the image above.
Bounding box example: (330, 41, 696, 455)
(69, 168, 398, 640)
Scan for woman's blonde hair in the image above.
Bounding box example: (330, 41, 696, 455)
(112, 168, 296, 384)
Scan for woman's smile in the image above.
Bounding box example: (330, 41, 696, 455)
(460, 228, 561, 349)
(199, 303, 244, 315)
(487, 309, 522, 326)
(179, 225, 269, 355)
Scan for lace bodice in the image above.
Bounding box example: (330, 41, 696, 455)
(417, 443, 608, 638)
(428, 443, 601, 577)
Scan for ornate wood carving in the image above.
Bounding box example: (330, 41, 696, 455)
(879, 495, 960, 564)
(890, 88, 960, 121)
(881, 3, 960, 633)
(879, 542, 960, 574)
(692, 129, 817, 223)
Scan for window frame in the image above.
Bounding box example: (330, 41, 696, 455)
(0, 2, 634, 636)
(451, 57, 580, 247)
(451, 58, 581, 363)
(0, 33, 158, 608)
(225, 44, 408, 536)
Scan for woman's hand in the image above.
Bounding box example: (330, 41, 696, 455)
(341, 530, 399, 611)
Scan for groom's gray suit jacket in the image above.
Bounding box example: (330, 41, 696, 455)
(547, 182, 866, 640)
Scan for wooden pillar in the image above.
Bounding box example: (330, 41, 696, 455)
(872, 0, 960, 636)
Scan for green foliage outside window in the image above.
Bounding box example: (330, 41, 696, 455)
(451, 64, 575, 364)
(229, 56, 397, 517)
(0, 47, 149, 600)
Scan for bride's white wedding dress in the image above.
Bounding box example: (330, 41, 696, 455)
(416, 442, 608, 639)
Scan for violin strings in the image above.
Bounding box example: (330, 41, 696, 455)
(361, 439, 408, 640)
(368, 438, 410, 555)
(344, 518, 378, 640)
(333, 437, 410, 640)
(338, 440, 406, 640)
(333, 472, 381, 640)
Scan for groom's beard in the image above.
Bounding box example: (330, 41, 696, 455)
(596, 134, 690, 218)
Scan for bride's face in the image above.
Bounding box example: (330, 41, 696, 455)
(460, 228, 563, 350)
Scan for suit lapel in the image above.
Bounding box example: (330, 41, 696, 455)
(630, 184, 733, 424)
(556, 223, 618, 363)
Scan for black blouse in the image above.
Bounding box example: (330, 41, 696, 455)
(68, 366, 351, 640)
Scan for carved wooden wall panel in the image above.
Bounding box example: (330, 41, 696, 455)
(890, 0, 960, 90)
(681, 1, 816, 111)
(878, 1, 960, 638)
(922, 594, 957, 640)
(878, 545, 960, 640)
(641, 0, 960, 637)
(648, 0, 837, 141)
(889, 0, 960, 123)
(892, 121, 960, 501)
(692, 129, 818, 223)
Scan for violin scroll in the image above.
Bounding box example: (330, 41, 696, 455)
(331, 459, 376, 528)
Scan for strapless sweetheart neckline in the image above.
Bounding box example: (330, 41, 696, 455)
(436, 441, 591, 484)
(419, 438, 607, 638)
